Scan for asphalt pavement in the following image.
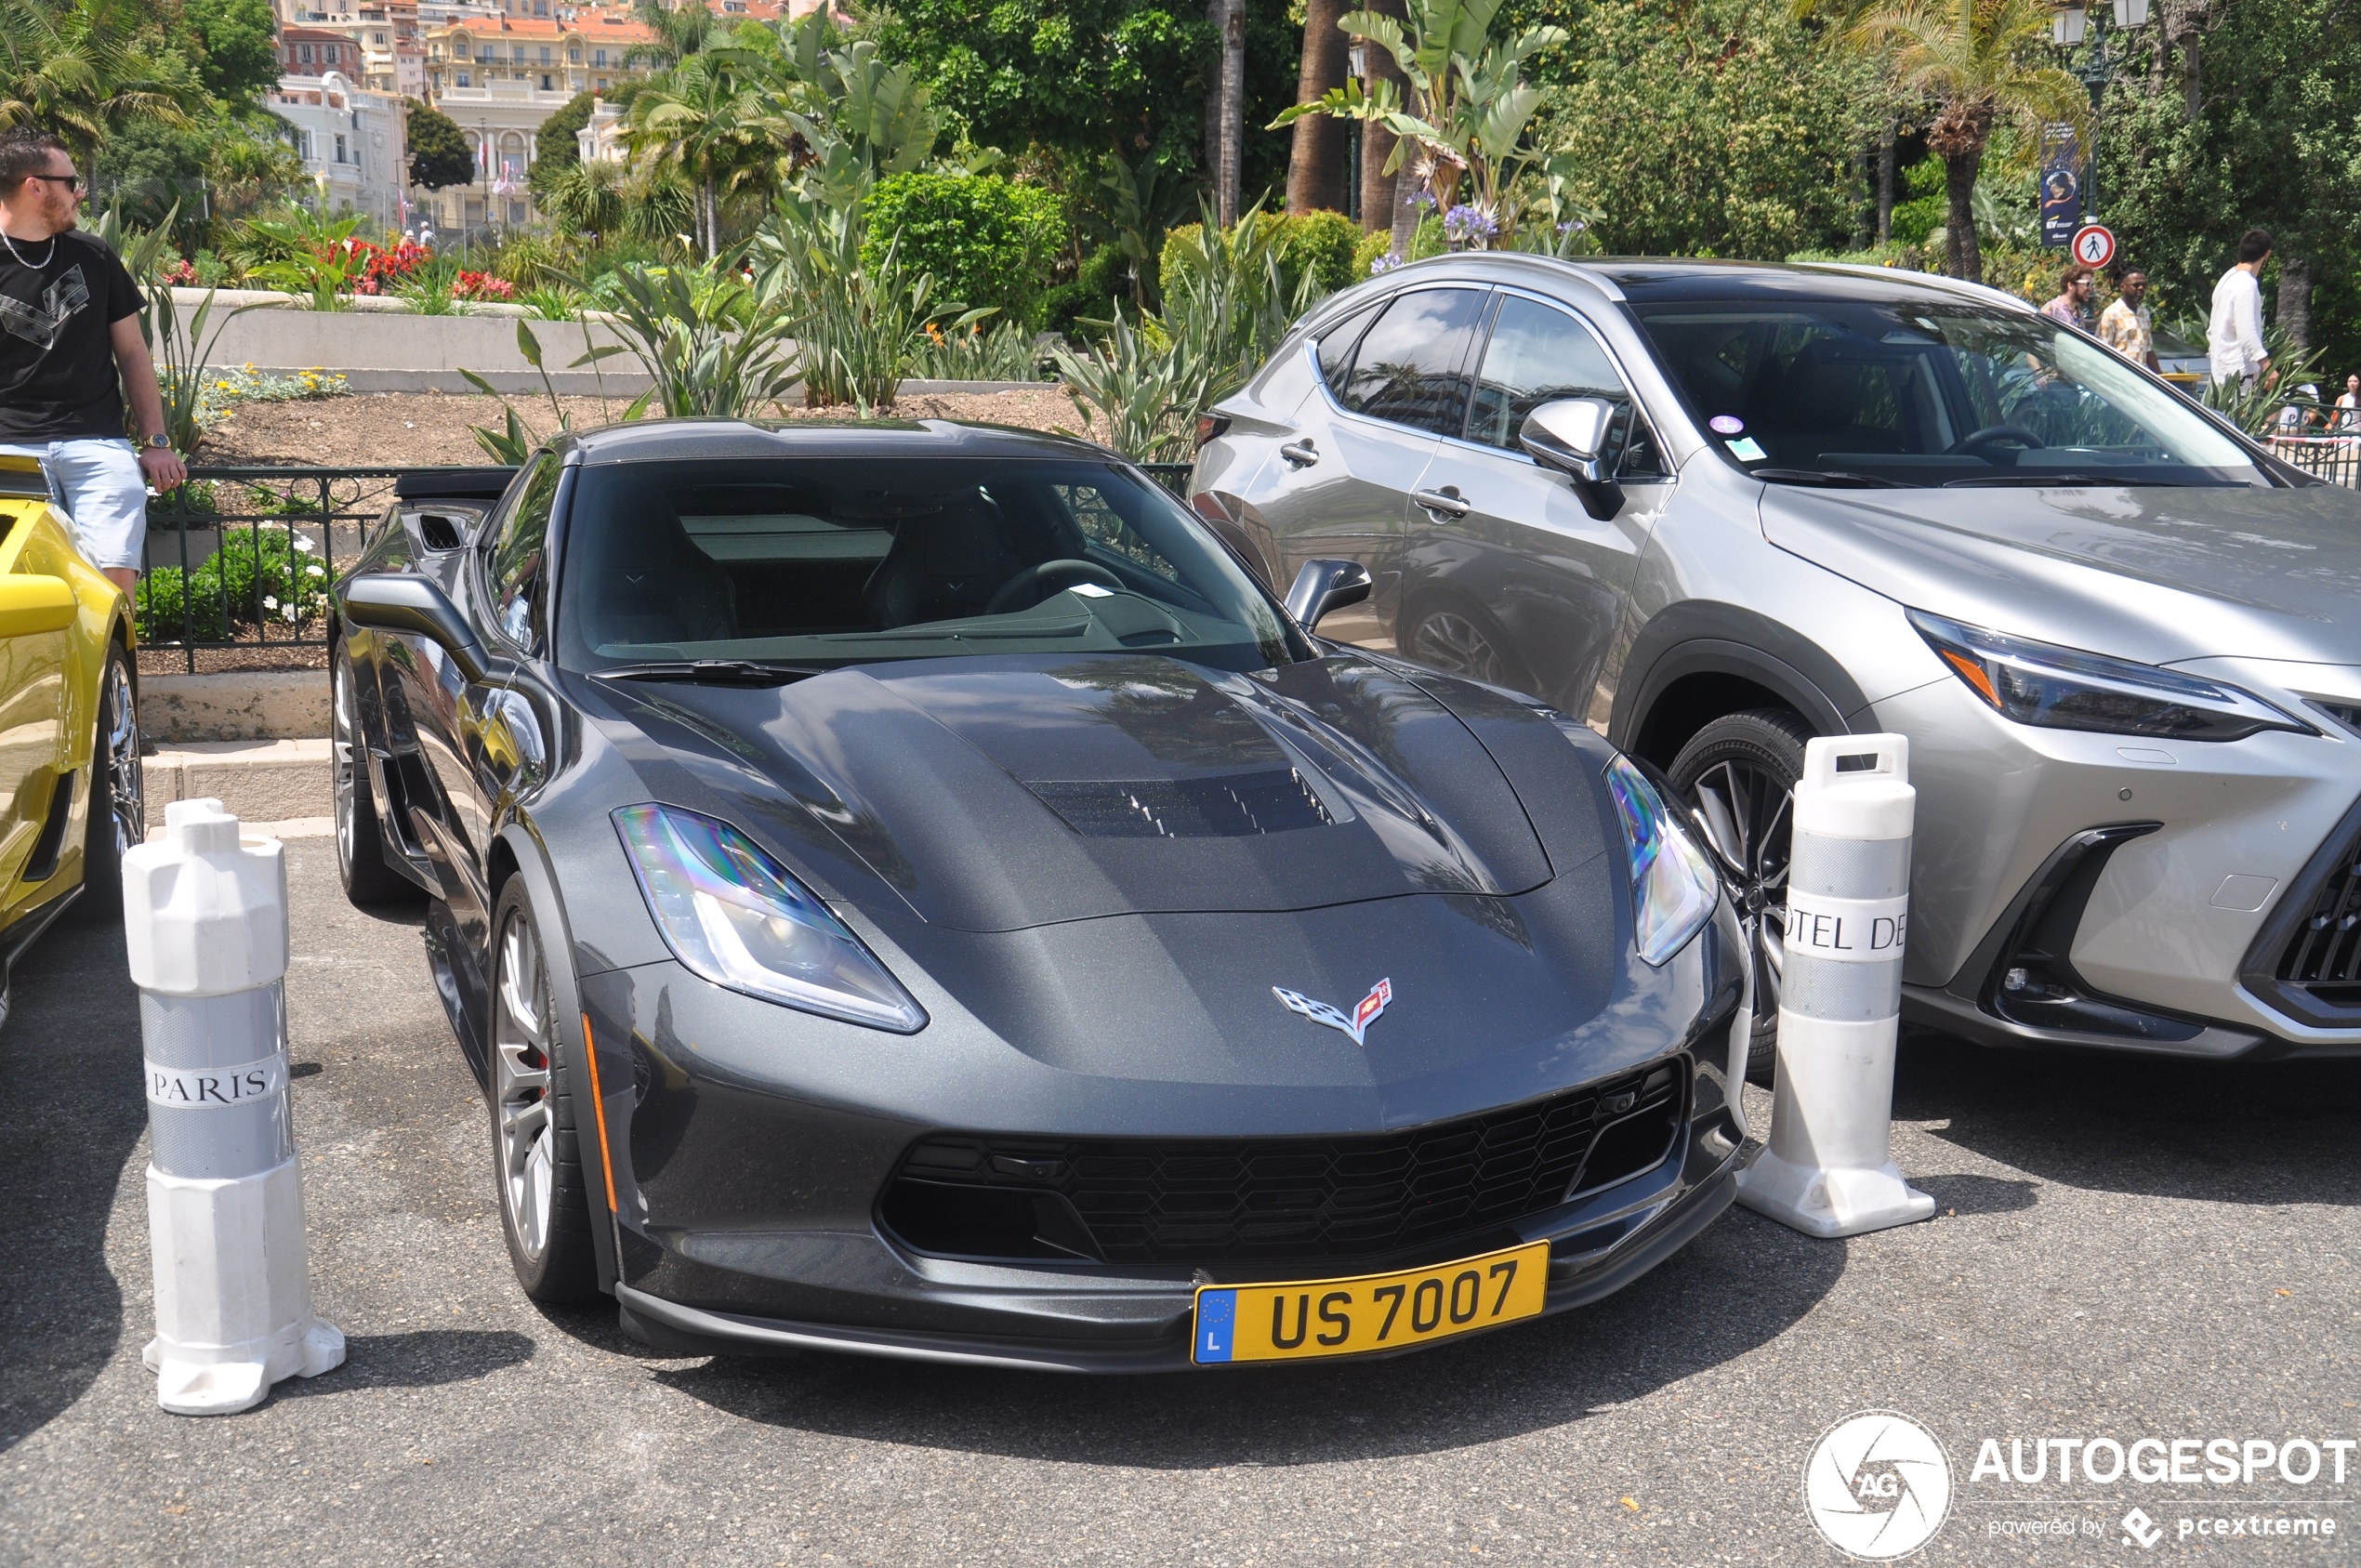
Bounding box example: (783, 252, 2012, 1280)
(3, 836, 2356, 1565)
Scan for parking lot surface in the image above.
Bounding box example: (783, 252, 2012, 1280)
(4, 837, 2356, 1565)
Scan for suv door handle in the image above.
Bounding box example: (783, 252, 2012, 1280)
(1413, 487, 1471, 518)
(1279, 440, 1318, 468)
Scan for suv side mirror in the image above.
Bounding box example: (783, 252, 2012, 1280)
(1520, 399, 1627, 521)
(338, 572, 491, 684)
(1286, 558, 1373, 632)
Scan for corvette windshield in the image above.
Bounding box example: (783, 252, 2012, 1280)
(1632, 301, 2265, 487)
(557, 457, 1300, 674)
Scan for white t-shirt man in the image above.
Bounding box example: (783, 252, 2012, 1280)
(2209, 264, 2268, 385)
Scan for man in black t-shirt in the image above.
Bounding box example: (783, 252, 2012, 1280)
(0, 127, 187, 596)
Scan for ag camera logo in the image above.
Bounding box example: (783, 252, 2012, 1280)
(1804, 1410, 1954, 1560)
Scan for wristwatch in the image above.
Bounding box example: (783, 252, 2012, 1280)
(144, 433, 170, 451)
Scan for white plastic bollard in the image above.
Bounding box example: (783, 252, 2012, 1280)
(1734, 735, 1935, 1238)
(125, 798, 344, 1415)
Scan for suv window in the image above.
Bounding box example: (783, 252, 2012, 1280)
(1469, 295, 1666, 476)
(1314, 301, 1380, 389)
(1338, 288, 1487, 435)
(486, 455, 561, 648)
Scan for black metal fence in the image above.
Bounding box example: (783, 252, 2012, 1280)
(2269, 437, 2361, 489)
(136, 459, 1203, 671)
(138, 466, 418, 672)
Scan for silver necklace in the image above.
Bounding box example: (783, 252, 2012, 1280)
(0, 229, 56, 269)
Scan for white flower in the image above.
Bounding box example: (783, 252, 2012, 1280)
(306, 563, 325, 577)
(282, 603, 297, 623)
(293, 534, 314, 553)
(261, 595, 279, 610)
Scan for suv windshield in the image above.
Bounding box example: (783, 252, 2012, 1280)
(1632, 301, 2265, 488)
(556, 457, 1301, 675)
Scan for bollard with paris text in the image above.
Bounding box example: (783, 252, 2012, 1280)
(125, 797, 344, 1415)
(1734, 735, 1935, 1238)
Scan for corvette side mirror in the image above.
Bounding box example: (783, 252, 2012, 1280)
(338, 572, 491, 684)
(0, 575, 76, 639)
(1520, 398, 1626, 522)
(1286, 558, 1372, 632)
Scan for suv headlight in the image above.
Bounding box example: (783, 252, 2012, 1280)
(1908, 610, 2312, 743)
(614, 804, 928, 1033)
(1604, 755, 1719, 966)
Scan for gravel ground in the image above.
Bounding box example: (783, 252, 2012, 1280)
(4, 838, 2357, 1565)
(197, 388, 1091, 468)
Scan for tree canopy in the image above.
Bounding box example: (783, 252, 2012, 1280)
(406, 99, 476, 191)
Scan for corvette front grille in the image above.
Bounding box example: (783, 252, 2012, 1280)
(880, 1060, 1686, 1267)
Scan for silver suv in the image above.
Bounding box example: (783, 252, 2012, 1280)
(1192, 254, 2361, 1074)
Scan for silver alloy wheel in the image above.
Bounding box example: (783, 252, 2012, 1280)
(1408, 610, 1508, 685)
(99, 656, 143, 856)
(1685, 758, 1791, 1036)
(493, 909, 558, 1263)
(332, 662, 357, 872)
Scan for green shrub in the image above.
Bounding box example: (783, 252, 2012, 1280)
(1161, 211, 1364, 305)
(861, 173, 1069, 326)
(1351, 227, 1392, 280)
(1036, 243, 1129, 338)
(137, 523, 333, 643)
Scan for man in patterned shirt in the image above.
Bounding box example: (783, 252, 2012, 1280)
(2098, 269, 2158, 372)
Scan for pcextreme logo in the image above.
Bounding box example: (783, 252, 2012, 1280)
(1803, 1410, 1954, 1561)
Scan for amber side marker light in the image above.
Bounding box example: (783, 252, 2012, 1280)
(580, 1014, 619, 1215)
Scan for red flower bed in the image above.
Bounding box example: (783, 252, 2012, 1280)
(352, 238, 433, 295)
(454, 270, 517, 301)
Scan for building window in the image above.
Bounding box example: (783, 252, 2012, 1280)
(593, 47, 606, 65)
(335, 132, 348, 163)
(594, 76, 607, 88)
(567, 46, 578, 60)
(297, 43, 313, 62)
(477, 46, 492, 60)
(539, 72, 551, 89)
(456, 69, 469, 85)
(327, 45, 340, 62)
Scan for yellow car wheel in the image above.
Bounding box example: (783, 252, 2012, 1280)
(72, 643, 141, 923)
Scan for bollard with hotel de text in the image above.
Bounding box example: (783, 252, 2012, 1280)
(126, 797, 344, 1415)
(1735, 734, 1936, 1237)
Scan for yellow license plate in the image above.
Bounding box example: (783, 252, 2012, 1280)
(1192, 1240, 1550, 1364)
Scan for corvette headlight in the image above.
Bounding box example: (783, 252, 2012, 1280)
(1604, 755, 1719, 967)
(1908, 610, 2311, 743)
(613, 804, 928, 1034)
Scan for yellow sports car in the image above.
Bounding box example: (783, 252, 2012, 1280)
(0, 454, 140, 1020)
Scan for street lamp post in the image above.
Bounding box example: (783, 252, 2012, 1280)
(2051, 0, 2150, 227)
(1346, 41, 1366, 229)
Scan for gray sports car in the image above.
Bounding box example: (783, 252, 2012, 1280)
(329, 420, 1748, 1369)
(1193, 255, 2361, 1074)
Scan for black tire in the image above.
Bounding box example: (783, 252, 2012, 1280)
(1667, 707, 1814, 1085)
(1399, 596, 1535, 693)
(486, 878, 601, 1304)
(332, 650, 422, 907)
(73, 640, 141, 924)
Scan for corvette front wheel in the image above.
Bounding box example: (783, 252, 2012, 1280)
(487, 880, 600, 1303)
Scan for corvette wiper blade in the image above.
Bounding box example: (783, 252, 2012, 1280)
(1942, 472, 2183, 488)
(1749, 468, 1907, 488)
(593, 660, 822, 686)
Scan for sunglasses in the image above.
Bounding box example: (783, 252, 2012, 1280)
(25, 173, 78, 191)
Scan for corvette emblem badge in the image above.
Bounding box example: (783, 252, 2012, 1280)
(1273, 978, 1392, 1047)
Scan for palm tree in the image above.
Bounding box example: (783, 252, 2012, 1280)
(628, 43, 789, 257)
(1840, 0, 2085, 282)
(627, 0, 719, 72)
(0, 0, 201, 164)
(1285, 0, 1350, 214)
(1273, 0, 1566, 257)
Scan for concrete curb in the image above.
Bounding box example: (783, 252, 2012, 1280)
(140, 671, 328, 744)
(145, 740, 331, 831)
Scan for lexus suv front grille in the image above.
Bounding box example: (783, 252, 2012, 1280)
(879, 1060, 1686, 1267)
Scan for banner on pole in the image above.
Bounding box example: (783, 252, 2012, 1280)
(2038, 123, 2082, 249)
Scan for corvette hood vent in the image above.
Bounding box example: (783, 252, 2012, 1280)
(604, 650, 1582, 933)
(1025, 768, 1332, 838)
